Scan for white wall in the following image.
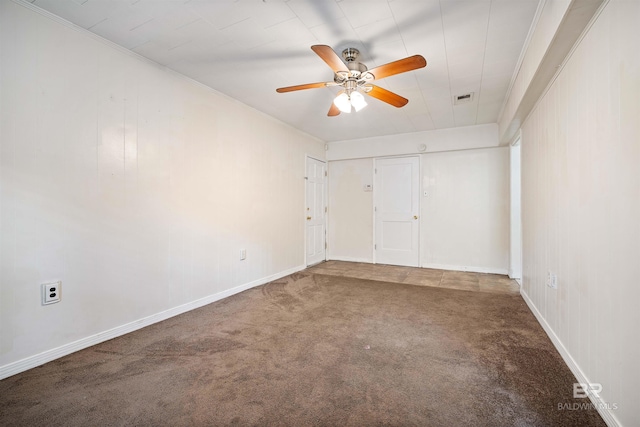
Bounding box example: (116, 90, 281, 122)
(327, 123, 498, 161)
(327, 159, 373, 262)
(0, 1, 324, 376)
(518, 0, 639, 425)
(327, 123, 510, 274)
(421, 147, 509, 273)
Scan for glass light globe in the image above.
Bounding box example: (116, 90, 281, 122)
(350, 91, 367, 112)
(333, 92, 352, 113)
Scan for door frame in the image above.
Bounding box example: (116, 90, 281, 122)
(304, 155, 327, 267)
(372, 155, 421, 266)
(509, 134, 523, 284)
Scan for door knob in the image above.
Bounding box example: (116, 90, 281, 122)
(413, 215, 418, 220)
(307, 216, 312, 220)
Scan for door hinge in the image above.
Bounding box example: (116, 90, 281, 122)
(325, 206, 327, 213)
(374, 168, 377, 174)
(325, 170, 327, 177)
(374, 206, 377, 212)
(374, 244, 377, 250)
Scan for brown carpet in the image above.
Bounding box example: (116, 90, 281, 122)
(0, 271, 605, 426)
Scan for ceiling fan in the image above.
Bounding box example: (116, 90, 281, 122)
(276, 45, 426, 116)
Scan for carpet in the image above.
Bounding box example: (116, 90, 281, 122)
(0, 271, 605, 426)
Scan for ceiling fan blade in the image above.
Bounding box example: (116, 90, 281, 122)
(276, 82, 328, 93)
(366, 85, 409, 108)
(328, 102, 341, 117)
(367, 55, 427, 81)
(311, 45, 348, 73)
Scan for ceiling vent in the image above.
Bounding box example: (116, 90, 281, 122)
(454, 92, 474, 105)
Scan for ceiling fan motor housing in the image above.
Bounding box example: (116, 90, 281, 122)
(340, 48, 369, 80)
(342, 48, 360, 62)
(348, 61, 367, 78)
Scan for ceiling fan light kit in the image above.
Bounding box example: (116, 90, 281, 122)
(334, 90, 367, 114)
(276, 45, 426, 117)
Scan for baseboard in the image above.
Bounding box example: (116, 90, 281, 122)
(508, 271, 523, 286)
(327, 256, 373, 263)
(327, 259, 509, 275)
(520, 289, 621, 427)
(421, 263, 508, 275)
(0, 265, 305, 381)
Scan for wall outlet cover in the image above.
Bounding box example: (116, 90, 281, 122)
(547, 272, 558, 289)
(42, 282, 61, 305)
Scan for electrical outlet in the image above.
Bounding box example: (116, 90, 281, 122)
(42, 281, 61, 305)
(240, 249, 247, 260)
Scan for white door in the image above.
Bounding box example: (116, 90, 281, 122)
(306, 157, 326, 266)
(374, 157, 420, 267)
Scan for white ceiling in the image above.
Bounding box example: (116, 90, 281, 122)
(30, 0, 540, 142)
